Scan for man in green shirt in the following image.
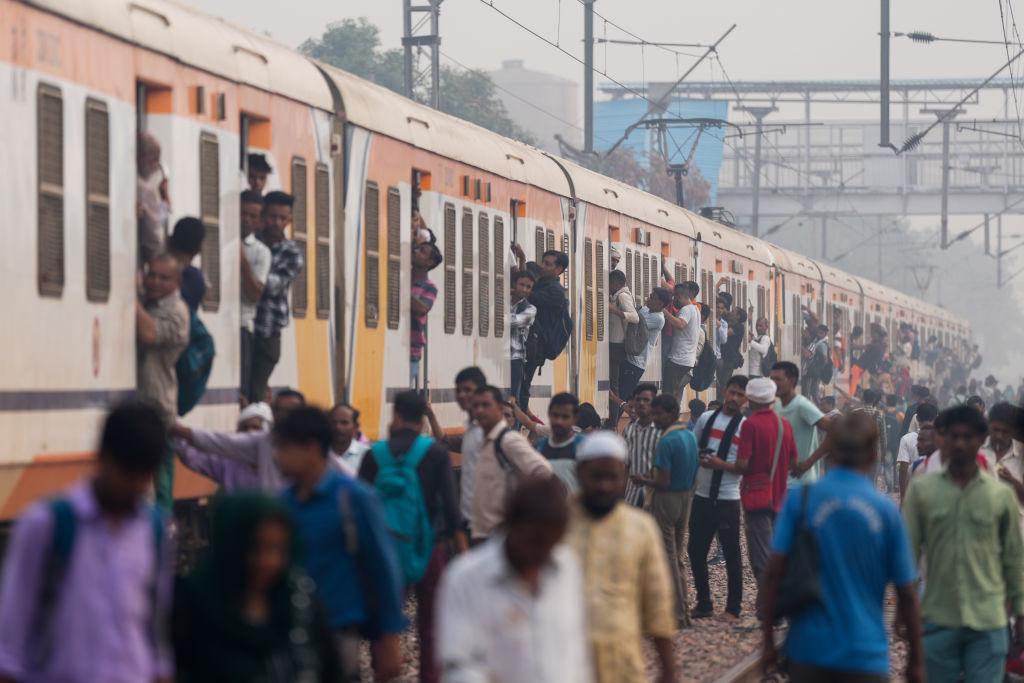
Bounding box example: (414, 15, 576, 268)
(769, 361, 833, 485)
(903, 404, 1024, 683)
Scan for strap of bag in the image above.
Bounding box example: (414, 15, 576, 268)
(697, 409, 721, 450)
(768, 413, 785, 484)
(492, 428, 515, 474)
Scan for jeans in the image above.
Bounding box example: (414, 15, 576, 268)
(651, 489, 694, 626)
(923, 623, 1009, 683)
(688, 496, 743, 615)
(511, 358, 525, 407)
(609, 342, 625, 395)
(249, 331, 281, 404)
(715, 358, 736, 399)
(410, 357, 421, 389)
(618, 361, 646, 404)
(239, 327, 253, 402)
(521, 360, 540, 411)
(743, 508, 775, 618)
(414, 543, 448, 683)
(663, 361, 693, 401)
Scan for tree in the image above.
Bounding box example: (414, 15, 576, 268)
(300, 19, 533, 144)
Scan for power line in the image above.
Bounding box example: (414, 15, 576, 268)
(997, 0, 1024, 143)
(567, 0, 712, 57)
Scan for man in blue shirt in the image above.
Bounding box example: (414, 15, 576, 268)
(633, 393, 699, 628)
(274, 406, 407, 683)
(761, 411, 924, 683)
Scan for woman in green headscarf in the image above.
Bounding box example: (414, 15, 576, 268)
(173, 492, 340, 683)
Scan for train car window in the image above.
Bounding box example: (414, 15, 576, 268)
(634, 251, 641, 300)
(596, 241, 606, 341)
(674, 263, 682, 285)
(494, 217, 505, 338)
(560, 233, 570, 290)
(38, 83, 64, 298)
(642, 254, 650, 300)
(535, 226, 545, 262)
(363, 181, 380, 328)
(545, 229, 555, 254)
(385, 186, 401, 329)
(85, 98, 110, 303)
(478, 213, 490, 337)
(625, 249, 633, 290)
(792, 295, 801, 356)
(199, 133, 222, 312)
(289, 157, 308, 318)
(584, 238, 594, 341)
(315, 164, 331, 319)
(651, 258, 659, 296)
(462, 208, 474, 336)
(443, 203, 456, 334)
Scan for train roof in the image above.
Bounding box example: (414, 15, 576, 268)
(321, 65, 571, 196)
(35, 0, 334, 109)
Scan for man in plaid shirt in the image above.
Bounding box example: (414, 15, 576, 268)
(249, 191, 303, 403)
(857, 388, 889, 488)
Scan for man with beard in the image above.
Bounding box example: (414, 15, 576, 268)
(565, 432, 676, 683)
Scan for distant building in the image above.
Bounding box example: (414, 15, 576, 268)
(489, 60, 580, 153)
(595, 97, 729, 204)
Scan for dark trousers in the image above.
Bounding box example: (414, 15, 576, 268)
(414, 543, 447, 683)
(618, 361, 645, 403)
(248, 331, 281, 404)
(688, 495, 743, 615)
(715, 359, 736, 399)
(511, 358, 526, 408)
(664, 360, 693, 400)
(787, 662, 888, 683)
(240, 327, 253, 402)
(744, 508, 776, 618)
(521, 360, 540, 411)
(609, 342, 626, 395)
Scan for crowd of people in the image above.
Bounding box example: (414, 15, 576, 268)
(6, 155, 1024, 681)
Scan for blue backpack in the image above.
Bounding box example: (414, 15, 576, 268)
(175, 310, 215, 417)
(370, 436, 435, 585)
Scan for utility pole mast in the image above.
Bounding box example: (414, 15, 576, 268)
(921, 107, 962, 247)
(998, 214, 1004, 286)
(583, 0, 595, 153)
(735, 105, 777, 237)
(403, 0, 442, 108)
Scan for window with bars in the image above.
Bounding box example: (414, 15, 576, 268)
(650, 257, 659, 296)
(596, 241, 606, 340)
(385, 187, 401, 329)
(625, 249, 633, 291)
(792, 295, 802, 355)
(199, 133, 221, 311)
(642, 254, 650, 300)
(443, 204, 456, 334)
(584, 238, 594, 340)
(674, 263, 682, 285)
(494, 217, 505, 338)
(314, 164, 330, 319)
(289, 157, 308, 317)
(478, 213, 490, 337)
(363, 182, 380, 328)
(38, 83, 64, 297)
(535, 226, 545, 262)
(545, 229, 555, 254)
(84, 98, 110, 302)
(633, 251, 641, 299)
(560, 233, 569, 289)
(462, 208, 474, 335)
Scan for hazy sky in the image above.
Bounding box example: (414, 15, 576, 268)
(198, 0, 1014, 90)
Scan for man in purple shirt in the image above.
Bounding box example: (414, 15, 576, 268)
(0, 400, 174, 683)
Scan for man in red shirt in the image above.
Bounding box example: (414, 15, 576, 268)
(734, 377, 799, 617)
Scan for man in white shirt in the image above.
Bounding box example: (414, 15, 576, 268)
(239, 190, 272, 401)
(983, 403, 1024, 525)
(327, 402, 368, 475)
(438, 476, 590, 683)
(510, 271, 537, 409)
(608, 270, 640, 406)
(897, 402, 939, 501)
(748, 317, 773, 378)
(663, 281, 702, 400)
(688, 375, 748, 619)
(618, 288, 669, 405)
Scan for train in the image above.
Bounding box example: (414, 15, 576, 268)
(0, 0, 971, 520)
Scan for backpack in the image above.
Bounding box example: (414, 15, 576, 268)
(689, 338, 718, 392)
(370, 435, 435, 584)
(176, 310, 216, 417)
(33, 498, 165, 667)
(527, 304, 572, 364)
(760, 338, 778, 377)
(812, 340, 833, 384)
(624, 317, 650, 356)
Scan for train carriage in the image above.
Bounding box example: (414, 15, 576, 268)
(0, 0, 972, 520)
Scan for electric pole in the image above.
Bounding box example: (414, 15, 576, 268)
(921, 107, 962, 248)
(998, 213, 1004, 286)
(735, 105, 777, 237)
(583, 0, 595, 153)
(403, 0, 442, 108)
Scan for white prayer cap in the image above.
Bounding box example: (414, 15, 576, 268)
(746, 377, 777, 404)
(238, 402, 274, 430)
(577, 431, 627, 463)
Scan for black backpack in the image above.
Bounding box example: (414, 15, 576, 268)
(527, 304, 572, 364)
(689, 339, 718, 392)
(760, 338, 778, 377)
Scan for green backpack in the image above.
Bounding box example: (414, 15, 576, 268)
(370, 436, 435, 585)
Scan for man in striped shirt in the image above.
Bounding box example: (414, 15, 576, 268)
(623, 383, 661, 508)
(688, 375, 748, 618)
